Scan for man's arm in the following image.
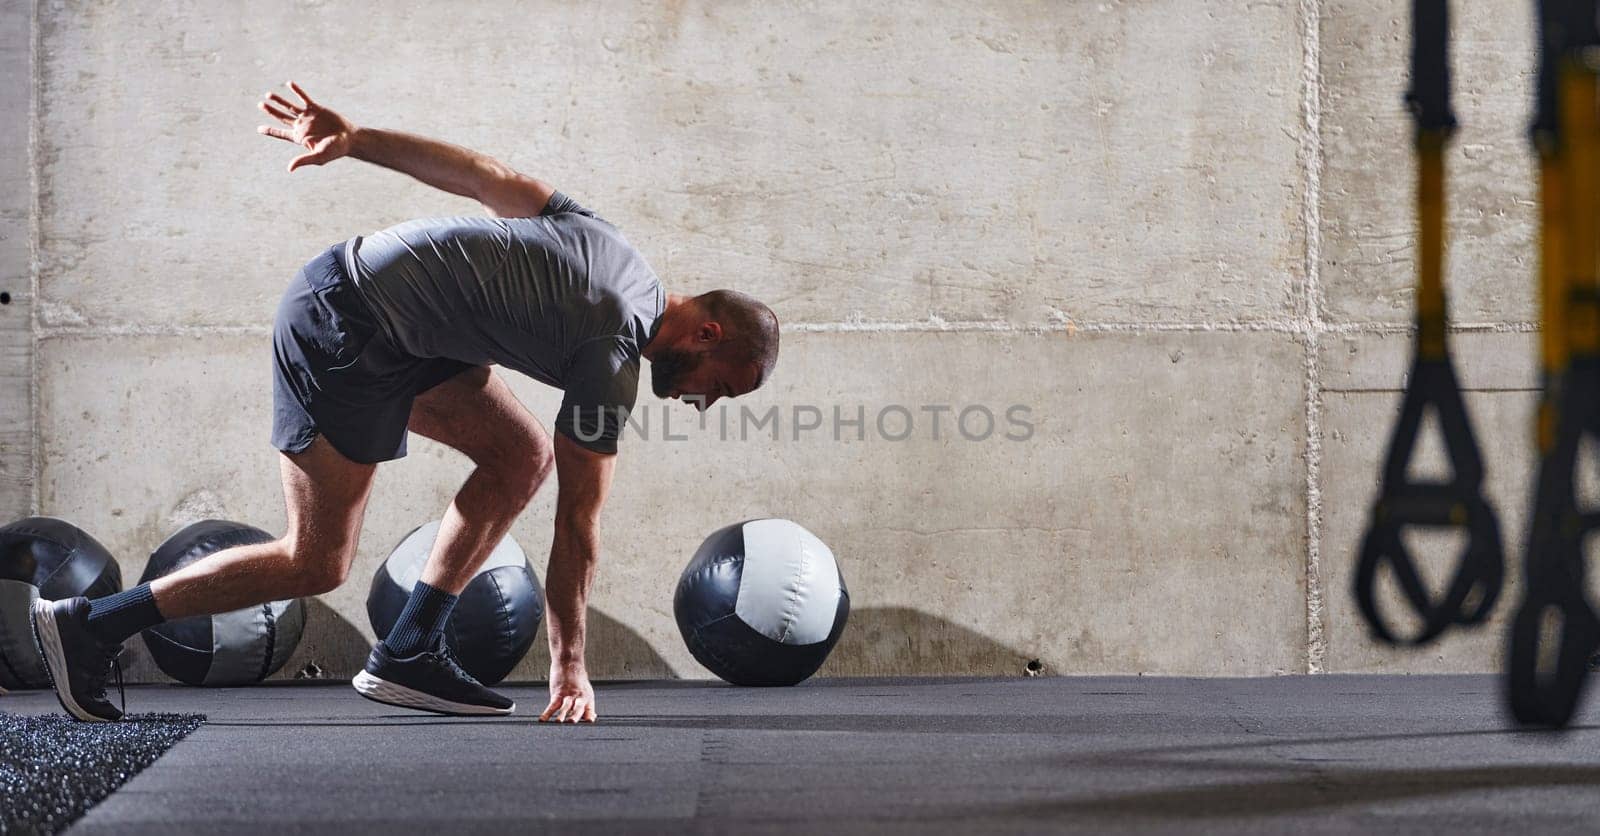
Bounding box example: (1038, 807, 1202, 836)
(256, 81, 556, 217)
(348, 129, 557, 218)
(540, 433, 617, 723)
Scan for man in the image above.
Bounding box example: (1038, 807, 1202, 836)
(30, 82, 779, 724)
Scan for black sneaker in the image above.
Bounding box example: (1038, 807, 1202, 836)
(351, 637, 514, 716)
(30, 597, 125, 723)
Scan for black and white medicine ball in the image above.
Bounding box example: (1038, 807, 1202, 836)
(675, 518, 849, 686)
(367, 521, 544, 685)
(0, 517, 122, 691)
(139, 520, 306, 687)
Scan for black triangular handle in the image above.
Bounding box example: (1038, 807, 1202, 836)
(1355, 495, 1503, 645)
(1353, 353, 1505, 645)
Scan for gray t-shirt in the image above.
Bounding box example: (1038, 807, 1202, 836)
(343, 192, 663, 454)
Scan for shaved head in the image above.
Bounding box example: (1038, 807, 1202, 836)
(694, 290, 779, 387)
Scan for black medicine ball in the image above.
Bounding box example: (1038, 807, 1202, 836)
(367, 521, 543, 685)
(0, 517, 122, 690)
(139, 520, 306, 686)
(675, 518, 849, 686)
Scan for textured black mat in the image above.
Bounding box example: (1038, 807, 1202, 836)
(0, 711, 203, 835)
(5, 678, 1600, 834)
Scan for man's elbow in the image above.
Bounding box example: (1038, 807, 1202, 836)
(480, 170, 552, 218)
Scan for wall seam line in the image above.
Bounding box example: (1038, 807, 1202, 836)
(1299, 0, 1328, 675)
(28, 320, 1541, 339)
(27, 0, 40, 515)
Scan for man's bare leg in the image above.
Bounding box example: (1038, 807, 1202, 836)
(352, 367, 551, 715)
(32, 435, 375, 722)
(407, 366, 555, 595)
(151, 436, 378, 618)
(371, 366, 552, 657)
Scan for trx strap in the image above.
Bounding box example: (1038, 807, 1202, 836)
(1507, 0, 1600, 728)
(1353, 0, 1505, 646)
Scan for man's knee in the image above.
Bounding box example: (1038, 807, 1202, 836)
(491, 436, 554, 507)
(283, 536, 356, 596)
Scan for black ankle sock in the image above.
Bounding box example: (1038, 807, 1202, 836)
(85, 584, 163, 645)
(385, 581, 458, 657)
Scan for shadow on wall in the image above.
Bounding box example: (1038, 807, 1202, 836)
(822, 606, 1036, 678)
(543, 606, 1036, 681)
(271, 600, 676, 683)
(266, 606, 1039, 682)
(519, 608, 677, 681)
(122, 603, 1032, 684)
(278, 597, 371, 681)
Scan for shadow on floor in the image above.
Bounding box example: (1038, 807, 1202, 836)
(820, 606, 1036, 677)
(203, 718, 567, 728)
(936, 764, 1600, 822)
(1103, 724, 1600, 760)
(602, 712, 1087, 735)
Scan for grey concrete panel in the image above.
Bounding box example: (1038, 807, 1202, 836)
(1320, 0, 1538, 325)
(39, 329, 1306, 680)
(0, 0, 33, 518)
(22, 0, 1564, 682)
(1317, 332, 1543, 672)
(35, 1, 1305, 328)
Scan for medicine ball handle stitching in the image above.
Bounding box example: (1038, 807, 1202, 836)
(141, 627, 213, 686)
(30, 525, 116, 593)
(257, 602, 278, 684)
(33, 557, 77, 593)
(675, 552, 743, 591)
(676, 552, 744, 631)
(483, 568, 517, 670)
(688, 612, 755, 682)
(689, 610, 836, 686)
(1352, 0, 1505, 647)
(774, 535, 811, 645)
(142, 626, 211, 655)
(1, 520, 98, 569)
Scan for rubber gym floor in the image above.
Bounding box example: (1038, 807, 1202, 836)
(4, 674, 1599, 834)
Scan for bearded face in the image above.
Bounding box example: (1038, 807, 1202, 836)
(650, 347, 704, 398)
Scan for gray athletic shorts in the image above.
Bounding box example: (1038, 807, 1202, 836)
(271, 243, 474, 464)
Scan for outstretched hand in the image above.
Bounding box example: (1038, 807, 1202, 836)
(540, 662, 597, 723)
(256, 81, 357, 172)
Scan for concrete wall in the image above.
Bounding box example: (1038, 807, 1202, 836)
(0, 0, 1546, 681)
(0, 0, 32, 520)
